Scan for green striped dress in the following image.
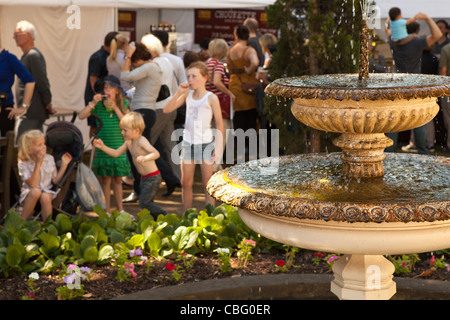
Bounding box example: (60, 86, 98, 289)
(91, 100, 130, 177)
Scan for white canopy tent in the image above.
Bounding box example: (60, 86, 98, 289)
(0, 0, 275, 143)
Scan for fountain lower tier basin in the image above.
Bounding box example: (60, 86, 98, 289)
(207, 153, 449, 224)
(238, 208, 450, 255)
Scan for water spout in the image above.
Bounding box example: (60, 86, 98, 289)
(358, 0, 370, 81)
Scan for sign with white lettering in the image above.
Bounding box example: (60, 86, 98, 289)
(194, 8, 277, 44)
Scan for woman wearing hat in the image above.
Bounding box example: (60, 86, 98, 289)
(79, 74, 130, 214)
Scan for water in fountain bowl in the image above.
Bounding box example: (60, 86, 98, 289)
(280, 73, 450, 89)
(227, 153, 449, 204)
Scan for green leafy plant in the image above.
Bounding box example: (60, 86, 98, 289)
(388, 254, 420, 274)
(326, 254, 340, 270)
(21, 272, 39, 300)
(312, 252, 324, 266)
(430, 253, 449, 270)
(215, 247, 232, 273)
(236, 239, 256, 268)
(56, 264, 91, 300)
(178, 251, 195, 271)
(166, 262, 183, 282)
(274, 246, 301, 272)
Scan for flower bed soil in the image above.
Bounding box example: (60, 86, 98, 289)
(0, 251, 447, 300)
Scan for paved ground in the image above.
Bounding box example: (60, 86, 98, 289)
(115, 166, 211, 218)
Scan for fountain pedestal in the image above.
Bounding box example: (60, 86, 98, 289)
(331, 255, 396, 300)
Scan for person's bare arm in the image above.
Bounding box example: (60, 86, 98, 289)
(136, 138, 160, 163)
(213, 73, 236, 103)
(244, 47, 259, 75)
(209, 94, 224, 163)
(163, 83, 189, 113)
(78, 94, 102, 120)
(52, 153, 72, 185)
(93, 139, 128, 158)
(7, 82, 35, 119)
(415, 13, 443, 47)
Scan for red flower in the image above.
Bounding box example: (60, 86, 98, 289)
(166, 263, 177, 271)
(275, 260, 285, 267)
(314, 253, 324, 258)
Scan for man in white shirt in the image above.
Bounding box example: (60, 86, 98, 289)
(152, 30, 187, 93)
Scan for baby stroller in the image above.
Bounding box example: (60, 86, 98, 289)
(10, 112, 106, 220)
(45, 112, 106, 217)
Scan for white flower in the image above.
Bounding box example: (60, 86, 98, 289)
(29, 272, 39, 280)
(216, 248, 230, 254)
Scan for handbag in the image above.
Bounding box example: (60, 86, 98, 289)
(156, 84, 170, 102)
(218, 94, 231, 119)
(240, 80, 260, 95)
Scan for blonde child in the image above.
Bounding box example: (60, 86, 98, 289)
(17, 130, 72, 221)
(163, 61, 224, 212)
(78, 74, 129, 214)
(93, 112, 167, 219)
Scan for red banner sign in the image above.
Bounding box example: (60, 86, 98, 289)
(194, 8, 277, 44)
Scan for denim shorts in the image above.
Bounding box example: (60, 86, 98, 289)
(139, 173, 167, 219)
(180, 140, 214, 163)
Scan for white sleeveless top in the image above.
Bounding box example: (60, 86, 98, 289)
(184, 91, 213, 144)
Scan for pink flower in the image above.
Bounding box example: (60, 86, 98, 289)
(166, 263, 177, 271)
(275, 260, 285, 267)
(402, 262, 406, 267)
(66, 264, 78, 271)
(328, 255, 339, 263)
(124, 263, 137, 277)
(245, 239, 256, 246)
(430, 255, 436, 266)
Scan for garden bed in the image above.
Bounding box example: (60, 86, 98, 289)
(0, 250, 448, 300)
(0, 204, 448, 300)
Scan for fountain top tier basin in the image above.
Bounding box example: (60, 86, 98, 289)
(206, 153, 450, 224)
(265, 73, 450, 101)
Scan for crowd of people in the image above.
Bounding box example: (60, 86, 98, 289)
(0, 18, 278, 221)
(2, 11, 449, 222)
(382, 8, 450, 155)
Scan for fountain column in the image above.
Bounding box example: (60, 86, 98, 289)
(331, 255, 396, 300)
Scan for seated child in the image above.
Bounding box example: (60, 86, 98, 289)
(93, 111, 167, 220)
(17, 130, 72, 221)
(386, 7, 419, 45)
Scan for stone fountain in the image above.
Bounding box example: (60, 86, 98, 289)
(207, 13, 450, 299)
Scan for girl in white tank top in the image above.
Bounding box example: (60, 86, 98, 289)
(184, 90, 213, 144)
(163, 62, 224, 212)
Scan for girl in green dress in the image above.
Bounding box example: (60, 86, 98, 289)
(79, 75, 130, 214)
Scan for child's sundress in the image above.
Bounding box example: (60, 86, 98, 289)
(91, 100, 130, 177)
